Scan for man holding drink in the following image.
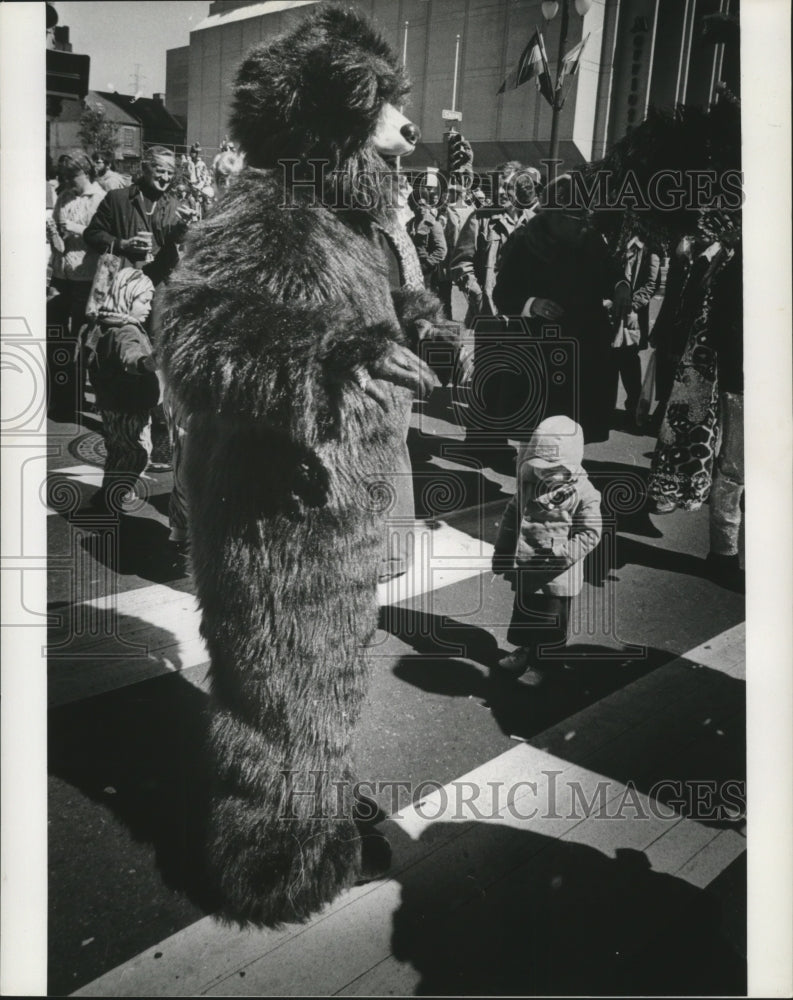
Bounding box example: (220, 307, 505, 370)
(84, 145, 194, 287)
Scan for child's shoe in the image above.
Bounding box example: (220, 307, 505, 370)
(497, 647, 531, 677)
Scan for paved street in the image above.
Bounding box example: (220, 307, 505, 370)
(46, 329, 746, 996)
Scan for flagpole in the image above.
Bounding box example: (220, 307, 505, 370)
(396, 20, 408, 172)
(451, 33, 461, 113)
(548, 0, 570, 167)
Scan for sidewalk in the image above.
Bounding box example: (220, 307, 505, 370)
(73, 625, 746, 997)
(46, 347, 746, 995)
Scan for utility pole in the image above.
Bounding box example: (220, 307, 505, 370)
(129, 63, 146, 96)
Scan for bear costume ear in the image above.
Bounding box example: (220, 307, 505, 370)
(230, 6, 409, 168)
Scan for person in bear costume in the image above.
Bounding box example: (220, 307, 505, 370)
(158, 6, 458, 924)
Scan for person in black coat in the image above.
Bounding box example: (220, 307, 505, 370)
(452, 163, 539, 458)
(612, 235, 660, 422)
(494, 178, 631, 444)
(84, 146, 192, 287)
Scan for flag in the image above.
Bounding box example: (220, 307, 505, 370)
(558, 33, 590, 88)
(497, 28, 554, 106)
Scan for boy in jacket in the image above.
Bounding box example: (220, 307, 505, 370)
(492, 416, 602, 682)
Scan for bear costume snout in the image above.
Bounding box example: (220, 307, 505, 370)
(372, 103, 421, 157)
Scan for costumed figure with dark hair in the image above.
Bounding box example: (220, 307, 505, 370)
(159, 7, 461, 924)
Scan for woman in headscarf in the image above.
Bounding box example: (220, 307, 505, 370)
(86, 268, 159, 510)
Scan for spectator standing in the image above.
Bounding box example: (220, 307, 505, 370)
(84, 145, 192, 287)
(494, 176, 631, 444)
(85, 268, 159, 511)
(186, 143, 212, 214)
(452, 163, 540, 458)
(92, 150, 129, 192)
(648, 237, 695, 428)
(611, 235, 660, 425)
(175, 152, 191, 183)
(405, 191, 447, 292)
(646, 239, 725, 513)
(436, 181, 474, 319)
(48, 150, 106, 414)
(452, 161, 538, 325)
(492, 416, 602, 685)
(705, 242, 743, 589)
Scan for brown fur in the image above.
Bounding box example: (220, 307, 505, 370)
(159, 9, 439, 924)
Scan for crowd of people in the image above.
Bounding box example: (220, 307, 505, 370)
(397, 144, 744, 631)
(46, 141, 243, 546)
(46, 130, 743, 682)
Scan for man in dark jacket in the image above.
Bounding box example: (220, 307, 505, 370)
(494, 178, 631, 444)
(84, 146, 191, 287)
(452, 162, 539, 460)
(612, 235, 661, 421)
(452, 162, 538, 324)
(405, 192, 447, 292)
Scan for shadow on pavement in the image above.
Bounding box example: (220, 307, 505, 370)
(407, 427, 513, 519)
(75, 512, 187, 585)
(385, 610, 669, 744)
(48, 616, 216, 995)
(384, 607, 745, 832)
(386, 819, 746, 996)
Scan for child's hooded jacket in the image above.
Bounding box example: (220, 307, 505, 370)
(493, 416, 602, 596)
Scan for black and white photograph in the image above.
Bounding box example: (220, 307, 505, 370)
(1, 0, 791, 995)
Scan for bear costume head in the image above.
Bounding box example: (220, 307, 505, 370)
(230, 5, 420, 213)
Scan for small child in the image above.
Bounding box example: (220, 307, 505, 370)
(86, 268, 159, 509)
(492, 415, 602, 682)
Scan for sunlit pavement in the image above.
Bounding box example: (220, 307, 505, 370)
(47, 318, 746, 995)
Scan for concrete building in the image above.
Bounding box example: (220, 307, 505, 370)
(166, 0, 738, 169)
(166, 45, 190, 121)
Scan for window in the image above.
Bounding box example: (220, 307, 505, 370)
(121, 126, 136, 150)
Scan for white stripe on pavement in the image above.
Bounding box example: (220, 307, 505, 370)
(49, 519, 493, 708)
(71, 624, 745, 998)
